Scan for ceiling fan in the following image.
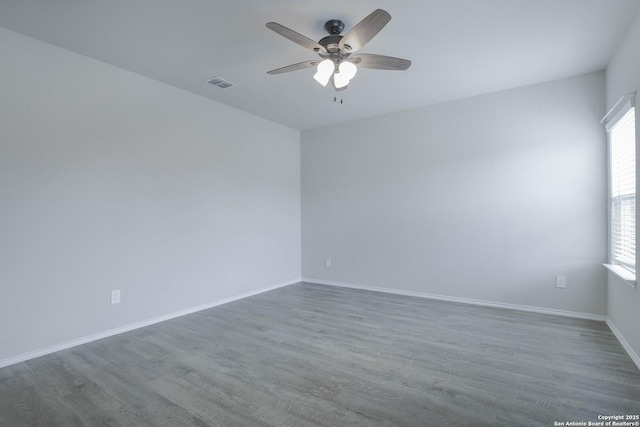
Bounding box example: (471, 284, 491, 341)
(266, 9, 411, 91)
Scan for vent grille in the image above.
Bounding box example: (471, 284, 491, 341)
(206, 76, 236, 89)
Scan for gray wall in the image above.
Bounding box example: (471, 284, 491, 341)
(0, 28, 301, 363)
(605, 11, 640, 363)
(302, 72, 607, 316)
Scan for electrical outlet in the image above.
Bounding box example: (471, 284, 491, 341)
(110, 290, 121, 304)
(556, 275, 566, 289)
(325, 258, 332, 267)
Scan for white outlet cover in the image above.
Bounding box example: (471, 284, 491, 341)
(325, 258, 332, 267)
(556, 275, 566, 288)
(111, 290, 121, 304)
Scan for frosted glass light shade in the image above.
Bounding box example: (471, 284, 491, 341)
(333, 73, 350, 89)
(338, 61, 357, 80)
(313, 59, 334, 86)
(333, 61, 357, 88)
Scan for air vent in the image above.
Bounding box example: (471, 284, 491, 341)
(206, 76, 236, 89)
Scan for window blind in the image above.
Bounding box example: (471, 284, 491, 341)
(610, 107, 636, 271)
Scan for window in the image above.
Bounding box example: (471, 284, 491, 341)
(603, 93, 636, 282)
(610, 107, 636, 271)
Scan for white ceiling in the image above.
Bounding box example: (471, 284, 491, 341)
(1, 0, 638, 130)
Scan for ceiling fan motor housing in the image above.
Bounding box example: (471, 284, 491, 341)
(317, 35, 343, 53)
(318, 20, 346, 54)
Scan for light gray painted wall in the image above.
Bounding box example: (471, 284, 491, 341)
(302, 72, 607, 316)
(0, 28, 301, 362)
(605, 11, 640, 361)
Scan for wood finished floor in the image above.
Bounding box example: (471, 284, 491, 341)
(1, 282, 639, 426)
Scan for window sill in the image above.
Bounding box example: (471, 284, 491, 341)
(603, 264, 636, 288)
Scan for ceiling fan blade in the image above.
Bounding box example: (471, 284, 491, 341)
(267, 60, 318, 75)
(266, 22, 326, 53)
(350, 54, 411, 70)
(339, 9, 391, 53)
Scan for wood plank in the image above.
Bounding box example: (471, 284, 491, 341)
(1, 282, 638, 426)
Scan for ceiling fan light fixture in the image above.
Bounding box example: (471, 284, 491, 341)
(338, 61, 357, 80)
(333, 72, 350, 89)
(313, 59, 334, 86)
(333, 61, 357, 89)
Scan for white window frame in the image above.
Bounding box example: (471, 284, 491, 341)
(602, 92, 636, 287)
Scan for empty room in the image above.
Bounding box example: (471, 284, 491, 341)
(1, 1, 640, 425)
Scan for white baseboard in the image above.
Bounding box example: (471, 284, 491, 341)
(606, 318, 640, 371)
(302, 278, 607, 321)
(0, 278, 300, 369)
